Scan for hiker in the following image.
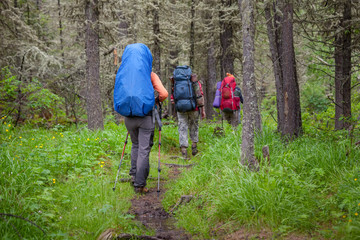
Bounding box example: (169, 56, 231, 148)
(114, 43, 168, 194)
(213, 73, 243, 128)
(170, 66, 206, 159)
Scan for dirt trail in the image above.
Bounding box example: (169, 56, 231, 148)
(127, 163, 191, 240)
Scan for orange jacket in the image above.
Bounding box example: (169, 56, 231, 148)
(151, 72, 168, 101)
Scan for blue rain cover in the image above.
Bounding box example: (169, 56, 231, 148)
(114, 43, 155, 117)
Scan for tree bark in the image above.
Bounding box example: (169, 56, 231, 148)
(265, 2, 285, 133)
(190, 0, 195, 69)
(335, 0, 352, 130)
(85, 0, 103, 130)
(280, 2, 302, 138)
(206, 39, 217, 119)
(265, 0, 302, 139)
(168, 48, 178, 119)
(220, 0, 234, 77)
(58, 0, 64, 64)
(240, 0, 258, 170)
(153, 0, 161, 78)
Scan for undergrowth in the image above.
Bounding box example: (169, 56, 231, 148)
(1, 116, 360, 239)
(162, 121, 360, 239)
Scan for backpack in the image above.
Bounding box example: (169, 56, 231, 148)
(173, 65, 197, 112)
(220, 76, 237, 112)
(113, 43, 155, 117)
(213, 81, 222, 108)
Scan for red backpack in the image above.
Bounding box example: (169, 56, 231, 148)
(220, 76, 238, 112)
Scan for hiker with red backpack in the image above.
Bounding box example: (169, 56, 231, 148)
(113, 43, 168, 194)
(213, 73, 243, 128)
(170, 66, 206, 159)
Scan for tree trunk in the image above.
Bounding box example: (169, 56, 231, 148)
(240, 0, 258, 170)
(168, 48, 178, 119)
(335, 0, 352, 130)
(153, 0, 161, 78)
(220, 0, 234, 77)
(190, 0, 195, 68)
(85, 0, 103, 130)
(206, 39, 217, 119)
(265, 2, 285, 133)
(58, 0, 64, 64)
(280, 2, 302, 138)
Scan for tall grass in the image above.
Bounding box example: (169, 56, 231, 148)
(162, 122, 360, 239)
(0, 121, 154, 239)
(1, 117, 359, 239)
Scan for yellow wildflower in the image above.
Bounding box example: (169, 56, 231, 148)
(32, 138, 34, 140)
(35, 146, 38, 148)
(52, 179, 56, 183)
(100, 165, 103, 168)
(6, 129, 8, 132)
(87, 138, 89, 141)
(355, 178, 358, 181)
(52, 136, 55, 139)
(8, 124, 11, 127)
(19, 136, 22, 139)
(343, 215, 347, 218)
(355, 213, 358, 216)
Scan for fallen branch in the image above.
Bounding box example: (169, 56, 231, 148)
(116, 233, 163, 240)
(164, 163, 197, 168)
(169, 195, 194, 213)
(0, 213, 46, 238)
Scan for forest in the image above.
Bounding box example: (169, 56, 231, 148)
(1, 0, 360, 239)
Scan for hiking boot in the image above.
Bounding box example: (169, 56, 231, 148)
(180, 147, 188, 159)
(134, 187, 149, 194)
(130, 175, 135, 186)
(191, 143, 198, 156)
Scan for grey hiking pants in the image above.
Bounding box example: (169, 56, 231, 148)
(125, 115, 154, 188)
(177, 110, 199, 148)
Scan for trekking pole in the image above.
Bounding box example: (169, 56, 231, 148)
(154, 102, 163, 198)
(113, 132, 129, 192)
(157, 127, 161, 197)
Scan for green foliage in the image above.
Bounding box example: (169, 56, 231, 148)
(163, 121, 360, 239)
(0, 67, 65, 125)
(0, 122, 144, 239)
(301, 82, 330, 113)
(1, 110, 360, 239)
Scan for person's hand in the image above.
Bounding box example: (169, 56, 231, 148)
(201, 107, 206, 119)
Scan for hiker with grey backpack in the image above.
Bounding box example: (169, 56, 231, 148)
(170, 66, 206, 159)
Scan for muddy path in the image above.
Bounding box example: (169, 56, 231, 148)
(125, 162, 192, 240)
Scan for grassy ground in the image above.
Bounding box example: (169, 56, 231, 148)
(162, 120, 360, 239)
(1, 117, 360, 239)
